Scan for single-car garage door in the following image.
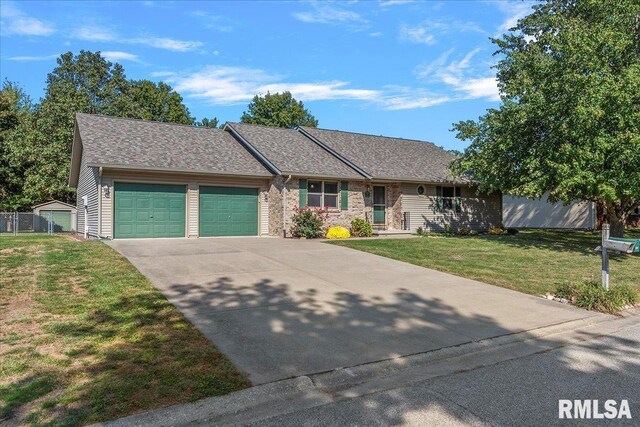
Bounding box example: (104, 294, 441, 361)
(199, 186, 258, 237)
(114, 183, 186, 238)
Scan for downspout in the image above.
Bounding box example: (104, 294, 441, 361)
(98, 167, 103, 238)
(282, 174, 292, 237)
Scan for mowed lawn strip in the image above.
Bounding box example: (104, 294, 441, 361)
(0, 235, 250, 426)
(330, 230, 640, 296)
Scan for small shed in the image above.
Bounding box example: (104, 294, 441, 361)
(32, 200, 77, 232)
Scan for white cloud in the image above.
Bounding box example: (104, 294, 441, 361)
(150, 71, 177, 78)
(71, 25, 203, 52)
(494, 1, 535, 33)
(399, 23, 436, 45)
(0, 3, 54, 36)
(102, 51, 139, 62)
(379, 87, 451, 110)
(73, 25, 116, 42)
(399, 19, 487, 45)
(414, 48, 499, 101)
(293, 3, 366, 26)
(379, 0, 415, 6)
(168, 66, 380, 105)
(164, 65, 472, 111)
(8, 54, 58, 61)
(369, 31, 383, 37)
(132, 37, 203, 52)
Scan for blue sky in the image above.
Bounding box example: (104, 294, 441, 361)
(0, 0, 534, 151)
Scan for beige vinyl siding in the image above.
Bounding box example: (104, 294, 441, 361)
(187, 182, 199, 238)
(100, 177, 113, 238)
(99, 169, 270, 239)
(76, 151, 100, 237)
(402, 184, 501, 232)
(260, 189, 269, 236)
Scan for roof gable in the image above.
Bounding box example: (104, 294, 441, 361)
(299, 127, 464, 183)
(227, 123, 364, 179)
(74, 114, 273, 178)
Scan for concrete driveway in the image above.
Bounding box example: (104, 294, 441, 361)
(107, 237, 605, 384)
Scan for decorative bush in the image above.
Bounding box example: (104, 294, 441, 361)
(457, 227, 471, 236)
(555, 281, 638, 314)
(326, 226, 351, 239)
(506, 228, 519, 235)
(444, 224, 454, 237)
(290, 207, 328, 238)
(488, 227, 505, 235)
(350, 218, 373, 237)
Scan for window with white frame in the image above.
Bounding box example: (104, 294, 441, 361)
(307, 181, 338, 209)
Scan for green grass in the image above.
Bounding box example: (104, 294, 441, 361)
(0, 235, 250, 426)
(330, 230, 640, 296)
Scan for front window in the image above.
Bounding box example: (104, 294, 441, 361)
(307, 181, 338, 209)
(437, 186, 461, 212)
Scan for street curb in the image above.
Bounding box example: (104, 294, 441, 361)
(96, 312, 637, 426)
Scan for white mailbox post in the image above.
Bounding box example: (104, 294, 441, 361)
(600, 224, 636, 290)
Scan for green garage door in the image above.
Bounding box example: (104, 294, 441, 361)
(199, 186, 259, 237)
(40, 210, 71, 232)
(115, 183, 186, 238)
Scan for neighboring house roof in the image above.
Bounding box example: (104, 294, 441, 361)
(32, 200, 77, 210)
(226, 123, 364, 180)
(71, 114, 273, 185)
(299, 126, 466, 183)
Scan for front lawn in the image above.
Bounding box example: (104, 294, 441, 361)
(330, 230, 640, 296)
(0, 235, 250, 426)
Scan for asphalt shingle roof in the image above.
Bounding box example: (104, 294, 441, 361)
(75, 114, 272, 177)
(228, 123, 363, 179)
(300, 127, 464, 183)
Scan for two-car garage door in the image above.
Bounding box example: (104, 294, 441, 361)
(114, 183, 258, 238)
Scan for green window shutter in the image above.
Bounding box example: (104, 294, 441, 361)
(299, 179, 307, 208)
(455, 187, 462, 213)
(435, 186, 443, 213)
(340, 181, 349, 210)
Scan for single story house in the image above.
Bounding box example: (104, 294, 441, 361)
(69, 114, 502, 239)
(32, 200, 77, 232)
(503, 193, 596, 229)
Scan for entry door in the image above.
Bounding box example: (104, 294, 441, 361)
(373, 186, 386, 225)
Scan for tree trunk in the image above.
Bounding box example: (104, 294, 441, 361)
(604, 201, 629, 237)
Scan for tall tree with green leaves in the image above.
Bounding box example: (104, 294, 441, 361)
(4, 51, 198, 210)
(240, 91, 318, 128)
(127, 80, 194, 124)
(452, 0, 640, 236)
(196, 117, 220, 128)
(0, 81, 33, 210)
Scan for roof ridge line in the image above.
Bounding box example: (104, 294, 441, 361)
(303, 125, 441, 148)
(224, 123, 282, 176)
(296, 127, 372, 180)
(75, 112, 224, 132)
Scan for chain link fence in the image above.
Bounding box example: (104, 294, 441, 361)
(0, 212, 77, 235)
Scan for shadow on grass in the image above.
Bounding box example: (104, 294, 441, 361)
(1, 290, 250, 426)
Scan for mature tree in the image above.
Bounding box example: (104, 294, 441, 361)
(452, 0, 640, 236)
(127, 80, 194, 124)
(240, 91, 318, 128)
(196, 117, 220, 128)
(0, 81, 33, 210)
(3, 51, 197, 209)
